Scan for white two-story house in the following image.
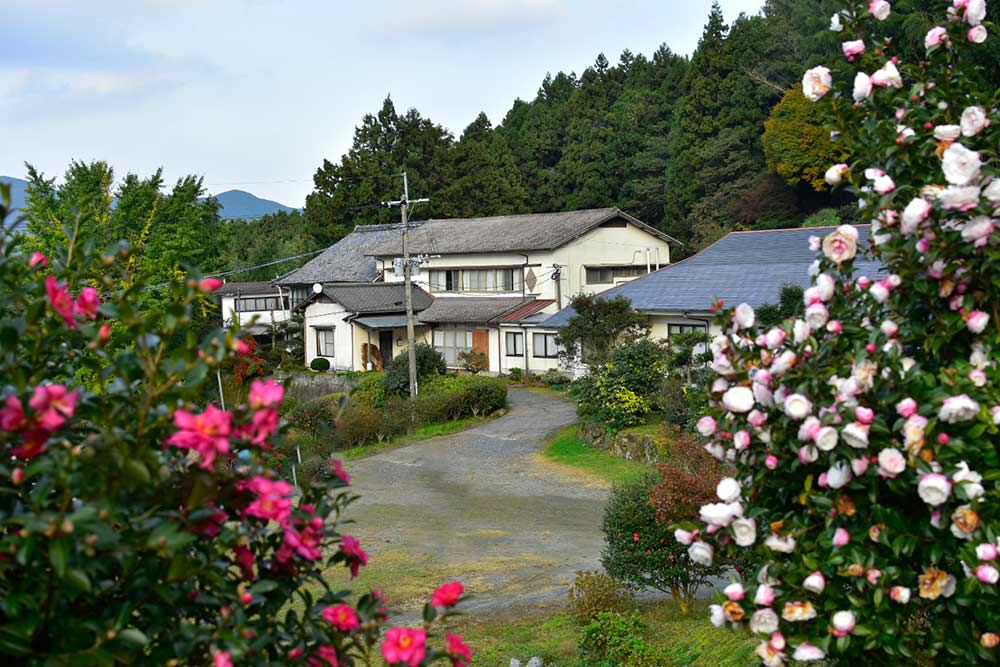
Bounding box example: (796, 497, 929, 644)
(217, 281, 291, 338)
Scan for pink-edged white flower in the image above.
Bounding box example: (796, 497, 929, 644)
(700, 502, 741, 527)
(783, 393, 812, 420)
(827, 461, 853, 489)
(711, 377, 730, 394)
(696, 416, 717, 437)
(813, 426, 838, 451)
(869, 0, 891, 19)
(799, 445, 819, 465)
(969, 368, 988, 387)
(724, 582, 745, 601)
(771, 351, 798, 378)
(871, 61, 902, 87)
(853, 72, 873, 102)
(852, 457, 870, 476)
(825, 163, 849, 185)
(750, 609, 779, 635)
(978, 565, 1000, 584)
(842, 39, 865, 56)
(822, 225, 858, 263)
(966, 310, 990, 334)
(688, 541, 714, 566)
(764, 328, 786, 349)
(842, 422, 870, 448)
(918, 473, 952, 506)
(940, 394, 980, 422)
(992, 405, 1000, 425)
(765, 454, 779, 470)
(953, 461, 984, 500)
(961, 106, 990, 136)
(964, 0, 987, 25)
(674, 528, 695, 545)
(942, 143, 982, 186)
(880, 320, 900, 337)
(934, 124, 962, 141)
(938, 185, 982, 211)
(802, 66, 832, 101)
(805, 303, 829, 329)
(831, 610, 856, 636)
(802, 571, 825, 594)
(856, 406, 875, 424)
(985, 179, 1000, 205)
(734, 302, 756, 329)
(754, 584, 777, 606)
(890, 586, 911, 604)
(832, 527, 850, 547)
(962, 216, 995, 247)
(733, 429, 751, 451)
(748, 409, 767, 429)
(717, 477, 741, 503)
(926, 25, 949, 48)
(815, 273, 835, 301)
(722, 386, 755, 413)
(873, 173, 896, 194)
(977, 543, 999, 561)
(969, 24, 988, 42)
(793, 319, 811, 343)
(765, 533, 796, 553)
(903, 414, 928, 454)
(878, 447, 906, 477)
(792, 642, 825, 662)
(869, 282, 890, 303)
(901, 197, 932, 235)
(732, 517, 757, 547)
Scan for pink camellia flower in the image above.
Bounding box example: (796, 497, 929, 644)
(309, 645, 339, 667)
(11, 468, 24, 485)
(45, 276, 76, 328)
(867, 568, 882, 585)
(852, 457, 870, 476)
(873, 173, 896, 194)
(765, 454, 778, 470)
(925, 26, 949, 48)
(965, 310, 990, 334)
(241, 476, 293, 525)
(832, 528, 850, 547)
(339, 535, 369, 578)
(826, 320, 842, 335)
(29, 385, 79, 432)
(674, 528, 695, 545)
(73, 287, 100, 320)
(896, 397, 918, 418)
(969, 24, 988, 42)
(842, 39, 865, 56)
(237, 407, 279, 447)
(213, 651, 233, 667)
(831, 610, 856, 637)
(755, 584, 777, 606)
(432, 581, 464, 607)
(977, 543, 999, 561)
(165, 404, 233, 469)
(890, 586, 911, 604)
(233, 545, 256, 580)
(198, 277, 223, 292)
(878, 448, 907, 478)
(322, 604, 360, 632)
(696, 416, 717, 437)
(29, 252, 48, 268)
(249, 379, 284, 410)
(918, 473, 952, 506)
(331, 458, 352, 484)
(722, 386, 754, 413)
(724, 582, 745, 601)
(446, 633, 473, 667)
(977, 565, 1000, 584)
(822, 225, 858, 263)
(962, 216, 995, 247)
(748, 409, 767, 429)
(381, 627, 427, 667)
(283, 518, 324, 561)
(855, 406, 875, 424)
(869, 0, 891, 20)
(0, 395, 25, 431)
(733, 430, 751, 451)
(734, 303, 756, 329)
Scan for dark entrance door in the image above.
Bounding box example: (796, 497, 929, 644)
(379, 330, 394, 364)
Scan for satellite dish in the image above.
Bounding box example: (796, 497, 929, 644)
(312, 283, 323, 294)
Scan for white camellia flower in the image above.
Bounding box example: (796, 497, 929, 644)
(934, 124, 961, 141)
(890, 586, 911, 604)
(939, 394, 980, 423)
(815, 273, 835, 301)
(734, 302, 756, 329)
(700, 502, 740, 527)
(696, 416, 717, 437)
(901, 197, 932, 235)
(783, 393, 813, 420)
(941, 143, 982, 186)
(918, 473, 952, 506)
(674, 528, 694, 545)
(953, 461, 985, 500)
(830, 12, 844, 31)
(938, 185, 982, 211)
(732, 517, 757, 547)
(962, 217, 995, 246)
(722, 386, 755, 413)
(782, 601, 817, 622)
(878, 447, 906, 477)
(827, 461, 853, 489)
(870, 0, 891, 20)
(749, 609, 779, 635)
(793, 319, 811, 344)
(825, 163, 849, 185)
(852, 72, 873, 102)
(985, 178, 1000, 205)
(961, 106, 990, 136)
(842, 422, 870, 448)
(765, 533, 796, 553)
(689, 541, 714, 567)
(805, 303, 829, 329)
(793, 643, 826, 662)
(968, 24, 988, 43)
(717, 477, 741, 503)
(821, 224, 858, 263)
(965, 0, 987, 25)
(871, 61, 902, 87)
(832, 610, 856, 635)
(814, 425, 839, 451)
(802, 66, 832, 101)
(709, 604, 725, 627)
(770, 350, 798, 377)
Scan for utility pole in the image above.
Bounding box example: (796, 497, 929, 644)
(386, 173, 429, 409)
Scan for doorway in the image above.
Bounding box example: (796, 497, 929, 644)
(379, 330, 394, 364)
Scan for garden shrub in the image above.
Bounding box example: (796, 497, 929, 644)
(0, 189, 471, 665)
(309, 356, 330, 371)
(287, 392, 344, 439)
(567, 570, 633, 625)
(333, 402, 387, 448)
(352, 371, 386, 409)
(457, 350, 488, 374)
(578, 338, 668, 431)
(579, 611, 658, 667)
(507, 367, 523, 383)
(681, 6, 1000, 664)
(603, 470, 724, 613)
(384, 343, 446, 396)
(542, 368, 570, 386)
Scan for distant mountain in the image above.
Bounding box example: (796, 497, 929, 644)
(0, 176, 28, 212)
(208, 190, 296, 220)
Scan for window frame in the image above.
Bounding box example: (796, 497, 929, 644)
(667, 323, 708, 336)
(585, 265, 648, 285)
(505, 331, 524, 357)
(432, 328, 473, 366)
(428, 268, 522, 294)
(532, 332, 559, 359)
(315, 327, 336, 358)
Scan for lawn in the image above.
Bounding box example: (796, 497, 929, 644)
(542, 425, 650, 486)
(340, 413, 497, 461)
(450, 600, 757, 666)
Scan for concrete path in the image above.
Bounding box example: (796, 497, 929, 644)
(340, 389, 609, 617)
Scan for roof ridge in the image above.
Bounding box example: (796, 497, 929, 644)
(728, 223, 871, 235)
(419, 207, 618, 224)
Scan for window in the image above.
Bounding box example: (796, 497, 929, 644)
(236, 296, 288, 312)
(315, 328, 335, 357)
(585, 265, 648, 285)
(532, 332, 559, 358)
(505, 331, 524, 356)
(428, 269, 522, 293)
(668, 323, 707, 335)
(432, 329, 472, 366)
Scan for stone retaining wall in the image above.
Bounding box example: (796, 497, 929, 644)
(275, 372, 362, 402)
(578, 420, 663, 464)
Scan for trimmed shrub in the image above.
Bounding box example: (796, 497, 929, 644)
(352, 371, 386, 409)
(287, 392, 344, 439)
(580, 611, 658, 667)
(333, 402, 386, 448)
(457, 350, 488, 374)
(578, 338, 667, 431)
(384, 343, 446, 396)
(542, 368, 570, 386)
(507, 367, 523, 383)
(310, 356, 330, 371)
(567, 570, 633, 625)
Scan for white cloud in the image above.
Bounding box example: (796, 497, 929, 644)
(376, 0, 564, 33)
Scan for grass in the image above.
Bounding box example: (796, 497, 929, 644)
(341, 413, 500, 461)
(541, 425, 650, 486)
(450, 600, 756, 666)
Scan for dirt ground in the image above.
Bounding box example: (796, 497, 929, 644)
(336, 388, 609, 616)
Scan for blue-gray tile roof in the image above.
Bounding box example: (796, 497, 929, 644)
(542, 225, 881, 328)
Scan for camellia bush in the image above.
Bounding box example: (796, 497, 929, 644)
(675, 1, 1000, 665)
(0, 190, 472, 667)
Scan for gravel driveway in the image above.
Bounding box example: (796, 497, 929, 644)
(340, 388, 609, 616)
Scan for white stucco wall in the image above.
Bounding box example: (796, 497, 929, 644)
(302, 302, 356, 371)
(220, 295, 290, 329)
(497, 325, 566, 375)
(646, 314, 720, 340)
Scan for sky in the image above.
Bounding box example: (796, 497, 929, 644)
(1, 0, 765, 208)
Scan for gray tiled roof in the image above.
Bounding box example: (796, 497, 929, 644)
(417, 297, 533, 324)
(318, 283, 433, 315)
(275, 224, 401, 285)
(216, 281, 277, 297)
(367, 208, 679, 256)
(543, 225, 882, 328)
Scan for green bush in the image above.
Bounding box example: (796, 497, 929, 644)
(287, 392, 344, 438)
(567, 570, 633, 626)
(310, 356, 330, 371)
(352, 372, 386, 409)
(457, 350, 488, 374)
(418, 375, 507, 421)
(580, 611, 658, 667)
(542, 368, 570, 386)
(384, 343, 446, 396)
(578, 338, 667, 431)
(507, 367, 523, 383)
(333, 402, 387, 448)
